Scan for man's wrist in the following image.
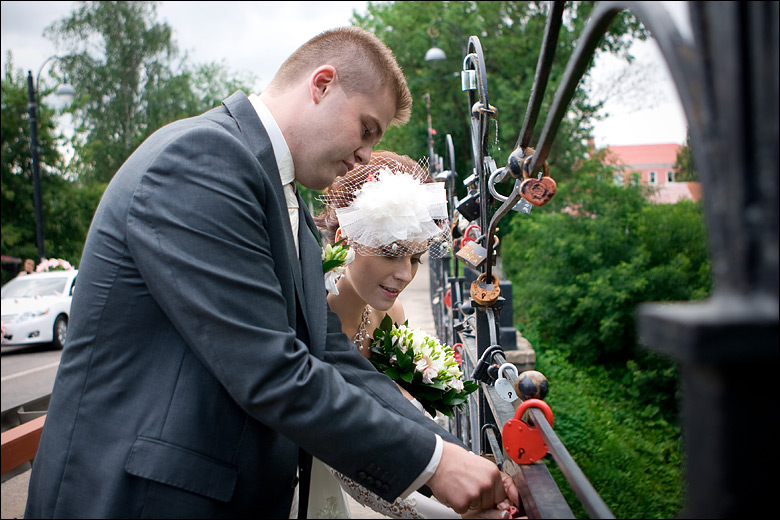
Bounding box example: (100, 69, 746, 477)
(399, 434, 442, 498)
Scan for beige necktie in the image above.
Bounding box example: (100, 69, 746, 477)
(280, 152, 299, 255)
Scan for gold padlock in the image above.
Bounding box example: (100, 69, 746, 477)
(470, 272, 501, 306)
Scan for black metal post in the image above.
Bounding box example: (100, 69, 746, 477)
(26, 70, 45, 262)
(424, 92, 435, 177)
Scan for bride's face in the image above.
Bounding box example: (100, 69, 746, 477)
(343, 252, 423, 311)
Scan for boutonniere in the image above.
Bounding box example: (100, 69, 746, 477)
(321, 239, 354, 295)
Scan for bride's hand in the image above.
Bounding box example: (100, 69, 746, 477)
(460, 499, 519, 519)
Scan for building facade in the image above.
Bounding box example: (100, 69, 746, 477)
(604, 143, 701, 203)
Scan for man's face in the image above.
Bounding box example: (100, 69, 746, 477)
(293, 82, 396, 191)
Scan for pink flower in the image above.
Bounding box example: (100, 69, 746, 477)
(415, 358, 440, 384)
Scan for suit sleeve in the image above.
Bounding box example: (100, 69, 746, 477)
(124, 121, 438, 502)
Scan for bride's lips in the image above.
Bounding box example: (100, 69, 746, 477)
(380, 284, 401, 299)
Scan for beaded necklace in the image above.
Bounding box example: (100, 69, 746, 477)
(352, 305, 371, 351)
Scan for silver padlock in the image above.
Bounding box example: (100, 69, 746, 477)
(461, 69, 477, 91)
(456, 240, 488, 270)
(513, 198, 533, 214)
(494, 363, 519, 403)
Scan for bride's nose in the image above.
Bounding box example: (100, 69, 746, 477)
(393, 258, 414, 283)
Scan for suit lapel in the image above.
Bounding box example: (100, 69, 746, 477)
(221, 92, 306, 321)
(298, 198, 327, 358)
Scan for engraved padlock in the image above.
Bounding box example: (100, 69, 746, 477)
(470, 272, 501, 306)
(502, 398, 554, 465)
(520, 156, 556, 207)
(456, 240, 489, 270)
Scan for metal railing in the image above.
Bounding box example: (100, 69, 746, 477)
(427, 2, 778, 518)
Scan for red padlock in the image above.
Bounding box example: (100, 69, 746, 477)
(461, 224, 481, 245)
(502, 398, 554, 464)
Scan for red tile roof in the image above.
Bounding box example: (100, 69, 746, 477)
(605, 143, 681, 166)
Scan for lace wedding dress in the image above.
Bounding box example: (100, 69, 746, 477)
(304, 457, 460, 519)
(293, 400, 461, 519)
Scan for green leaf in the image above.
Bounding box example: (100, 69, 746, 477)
(322, 259, 343, 273)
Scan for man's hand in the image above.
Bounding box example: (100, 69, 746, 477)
(426, 441, 519, 513)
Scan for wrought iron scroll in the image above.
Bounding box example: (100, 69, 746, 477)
(428, 1, 777, 518)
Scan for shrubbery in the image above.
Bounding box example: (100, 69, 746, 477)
(501, 155, 712, 418)
(499, 154, 711, 516)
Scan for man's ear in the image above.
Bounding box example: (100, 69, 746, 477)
(309, 65, 338, 104)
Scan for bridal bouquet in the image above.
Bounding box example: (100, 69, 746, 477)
(369, 315, 478, 417)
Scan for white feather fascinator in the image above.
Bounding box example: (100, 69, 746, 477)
(321, 154, 451, 258)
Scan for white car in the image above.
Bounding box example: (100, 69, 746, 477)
(1, 270, 78, 349)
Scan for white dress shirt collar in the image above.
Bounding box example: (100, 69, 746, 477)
(247, 93, 295, 186)
(247, 93, 299, 255)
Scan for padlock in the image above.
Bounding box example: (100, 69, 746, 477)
(502, 398, 554, 465)
(456, 189, 481, 221)
(470, 272, 501, 306)
(494, 363, 520, 403)
(520, 155, 556, 207)
(456, 240, 489, 270)
(520, 176, 557, 207)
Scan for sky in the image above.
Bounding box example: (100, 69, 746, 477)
(1, 1, 688, 148)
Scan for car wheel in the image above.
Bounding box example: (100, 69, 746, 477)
(52, 315, 68, 349)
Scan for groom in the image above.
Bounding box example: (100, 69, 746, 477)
(25, 26, 517, 518)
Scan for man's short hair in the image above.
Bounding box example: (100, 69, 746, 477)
(267, 26, 412, 126)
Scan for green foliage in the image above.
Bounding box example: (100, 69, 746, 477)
(501, 153, 712, 418)
(46, 1, 255, 184)
(673, 131, 697, 182)
(2, 2, 256, 274)
(1, 54, 108, 283)
(353, 1, 645, 198)
(536, 348, 684, 518)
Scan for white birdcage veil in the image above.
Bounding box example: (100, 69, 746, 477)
(319, 154, 452, 258)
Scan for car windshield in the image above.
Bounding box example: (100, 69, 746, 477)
(1, 276, 69, 299)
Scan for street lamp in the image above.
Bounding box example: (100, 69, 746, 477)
(27, 56, 75, 262)
(424, 18, 467, 62)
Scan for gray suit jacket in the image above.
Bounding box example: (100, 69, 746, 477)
(25, 91, 461, 518)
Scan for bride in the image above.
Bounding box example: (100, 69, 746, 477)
(298, 151, 515, 519)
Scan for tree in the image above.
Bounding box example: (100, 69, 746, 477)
(3, 2, 257, 278)
(500, 151, 712, 416)
(673, 130, 697, 181)
(46, 1, 255, 184)
(2, 53, 106, 283)
(1, 54, 67, 279)
(352, 1, 646, 196)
